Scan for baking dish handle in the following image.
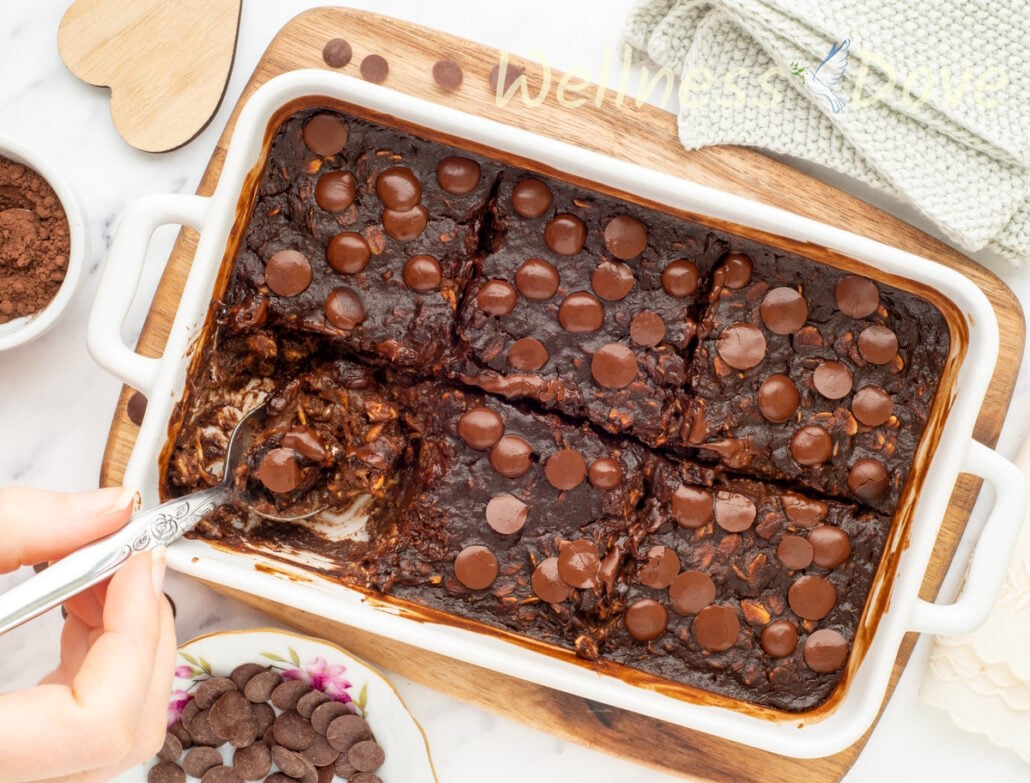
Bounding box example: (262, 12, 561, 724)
(908, 440, 1027, 636)
(86, 193, 210, 395)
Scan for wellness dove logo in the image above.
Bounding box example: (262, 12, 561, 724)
(792, 39, 851, 113)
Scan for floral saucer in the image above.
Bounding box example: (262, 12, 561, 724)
(114, 627, 437, 782)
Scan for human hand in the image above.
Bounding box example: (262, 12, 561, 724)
(0, 486, 177, 782)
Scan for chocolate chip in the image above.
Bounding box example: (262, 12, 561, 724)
(661, 259, 699, 298)
(302, 735, 341, 767)
(813, 361, 853, 400)
(848, 458, 889, 501)
(158, 731, 184, 762)
(532, 557, 574, 603)
(629, 310, 665, 347)
(590, 344, 637, 389)
(625, 599, 668, 641)
(558, 292, 604, 332)
(149, 762, 186, 783)
(325, 714, 371, 751)
(777, 535, 814, 570)
(402, 254, 442, 292)
(720, 252, 753, 288)
(591, 260, 635, 301)
(781, 493, 827, 527)
(858, 325, 898, 365)
(760, 287, 808, 334)
(432, 59, 463, 90)
(761, 620, 798, 658)
(183, 746, 223, 777)
(196, 677, 238, 710)
(852, 385, 893, 426)
(485, 493, 528, 534)
(282, 426, 326, 462)
(360, 54, 389, 83)
(209, 690, 256, 747)
(637, 545, 679, 589)
(544, 449, 586, 490)
(348, 740, 386, 772)
(515, 258, 560, 300)
(243, 671, 282, 703)
(488, 435, 533, 478)
(669, 570, 715, 615)
(457, 406, 504, 450)
(187, 710, 225, 747)
(489, 62, 526, 93)
(322, 38, 352, 68)
(316, 765, 336, 783)
(251, 702, 275, 736)
(477, 279, 518, 315)
(588, 457, 623, 490)
(809, 525, 851, 568)
(671, 485, 713, 528)
(311, 702, 353, 736)
(758, 374, 799, 423)
(199, 769, 242, 783)
(169, 720, 193, 750)
(803, 628, 849, 672)
(274, 710, 317, 751)
(603, 215, 647, 259)
(303, 114, 349, 157)
(788, 575, 836, 620)
(376, 167, 421, 210)
(324, 287, 366, 330)
(233, 742, 272, 780)
(716, 323, 766, 369)
(436, 156, 481, 194)
(255, 448, 301, 494)
(835, 275, 879, 318)
(296, 689, 331, 719)
(382, 204, 429, 241)
(544, 213, 586, 255)
(265, 250, 312, 297)
(454, 545, 500, 589)
(693, 604, 740, 652)
(271, 679, 312, 711)
(182, 698, 201, 731)
(271, 745, 312, 779)
(714, 491, 756, 532)
(334, 754, 359, 778)
(511, 178, 552, 218)
(326, 232, 371, 275)
(508, 337, 548, 371)
(315, 170, 356, 212)
(127, 390, 148, 425)
(790, 425, 833, 466)
(557, 539, 600, 588)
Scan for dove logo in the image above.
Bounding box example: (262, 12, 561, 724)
(792, 39, 850, 113)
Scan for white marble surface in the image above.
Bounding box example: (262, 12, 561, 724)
(1, 1, 1029, 781)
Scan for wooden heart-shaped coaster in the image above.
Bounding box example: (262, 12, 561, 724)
(58, 0, 242, 153)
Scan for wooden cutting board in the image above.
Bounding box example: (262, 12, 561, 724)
(97, 8, 1026, 782)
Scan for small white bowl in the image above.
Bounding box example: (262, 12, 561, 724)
(113, 627, 438, 782)
(0, 134, 86, 351)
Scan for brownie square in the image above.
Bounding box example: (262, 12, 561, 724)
(682, 243, 950, 512)
(451, 170, 727, 447)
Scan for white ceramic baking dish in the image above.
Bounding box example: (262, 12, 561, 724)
(87, 70, 1026, 758)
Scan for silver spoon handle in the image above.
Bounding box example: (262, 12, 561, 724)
(0, 485, 230, 636)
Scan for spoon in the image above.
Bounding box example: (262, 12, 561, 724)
(0, 404, 309, 635)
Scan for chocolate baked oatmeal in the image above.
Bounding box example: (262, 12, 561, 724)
(163, 106, 952, 713)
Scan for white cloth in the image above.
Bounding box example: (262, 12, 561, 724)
(623, 0, 1030, 263)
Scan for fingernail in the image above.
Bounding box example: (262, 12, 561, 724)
(151, 547, 167, 597)
(71, 486, 139, 515)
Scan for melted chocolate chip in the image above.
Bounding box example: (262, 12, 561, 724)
(629, 310, 666, 347)
(489, 435, 533, 478)
(790, 425, 833, 466)
(671, 485, 713, 528)
(858, 325, 899, 365)
(813, 361, 854, 400)
(327, 232, 371, 274)
(315, 171, 356, 212)
(485, 493, 528, 534)
(777, 535, 814, 570)
(382, 205, 428, 241)
(457, 407, 504, 450)
(322, 38, 352, 68)
(714, 491, 757, 532)
(852, 386, 893, 427)
(532, 557, 573, 603)
(436, 156, 481, 195)
(809, 525, 851, 568)
(803, 628, 849, 673)
(781, 493, 828, 527)
(324, 288, 366, 330)
(716, 323, 767, 369)
(282, 426, 326, 462)
(454, 545, 499, 589)
(303, 114, 349, 157)
(515, 258, 560, 300)
(558, 539, 600, 588)
(625, 599, 668, 641)
(557, 292, 604, 332)
(760, 620, 798, 658)
(588, 458, 623, 490)
(760, 287, 808, 334)
(637, 545, 680, 589)
(544, 449, 587, 490)
(693, 605, 740, 652)
(508, 337, 548, 371)
(511, 178, 552, 218)
(477, 279, 518, 315)
(661, 259, 699, 298)
(127, 390, 147, 426)
(591, 260, 635, 301)
(402, 255, 442, 292)
(721, 252, 753, 288)
(376, 167, 422, 210)
(669, 570, 715, 615)
(432, 59, 464, 90)
(603, 215, 647, 260)
(360, 54, 389, 83)
(758, 374, 799, 423)
(544, 213, 586, 255)
(788, 575, 836, 620)
(835, 275, 879, 318)
(265, 250, 312, 297)
(255, 448, 301, 494)
(848, 458, 889, 501)
(590, 344, 637, 389)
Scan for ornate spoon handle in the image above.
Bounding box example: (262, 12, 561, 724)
(0, 485, 229, 636)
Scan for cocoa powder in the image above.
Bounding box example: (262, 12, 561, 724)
(0, 155, 70, 323)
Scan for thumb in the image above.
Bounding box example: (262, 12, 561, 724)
(0, 486, 137, 573)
